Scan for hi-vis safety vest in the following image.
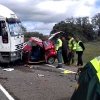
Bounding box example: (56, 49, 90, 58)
(70, 56, 100, 100)
(76, 41, 83, 51)
(68, 37, 76, 50)
(97, 72, 100, 82)
(55, 38, 62, 51)
(90, 56, 100, 73)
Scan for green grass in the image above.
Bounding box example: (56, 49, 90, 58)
(75, 42, 100, 64)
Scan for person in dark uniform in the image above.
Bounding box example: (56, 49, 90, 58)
(76, 37, 85, 66)
(71, 56, 100, 100)
(62, 37, 68, 65)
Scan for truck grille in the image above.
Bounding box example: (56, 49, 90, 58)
(15, 43, 23, 50)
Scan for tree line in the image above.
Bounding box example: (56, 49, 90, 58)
(24, 32, 49, 41)
(50, 13, 100, 41)
(21, 26, 49, 41)
(22, 13, 100, 42)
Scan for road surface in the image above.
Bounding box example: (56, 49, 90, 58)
(0, 63, 78, 100)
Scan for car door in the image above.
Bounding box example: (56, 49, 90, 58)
(23, 40, 32, 63)
(23, 37, 43, 63)
(43, 40, 56, 62)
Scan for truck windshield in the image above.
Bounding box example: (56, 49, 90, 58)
(8, 23, 23, 36)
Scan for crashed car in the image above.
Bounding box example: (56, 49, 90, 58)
(22, 37, 57, 64)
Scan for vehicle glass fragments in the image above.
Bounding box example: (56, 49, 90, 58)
(26, 40, 32, 46)
(9, 23, 23, 36)
(43, 41, 50, 47)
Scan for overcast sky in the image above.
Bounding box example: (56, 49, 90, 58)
(0, 0, 100, 35)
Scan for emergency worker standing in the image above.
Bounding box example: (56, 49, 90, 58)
(62, 36, 68, 65)
(67, 35, 76, 65)
(71, 56, 100, 100)
(55, 35, 62, 68)
(76, 38, 85, 66)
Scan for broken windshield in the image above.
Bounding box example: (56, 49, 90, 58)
(8, 23, 23, 36)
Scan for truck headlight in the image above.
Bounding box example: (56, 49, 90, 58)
(11, 52, 17, 57)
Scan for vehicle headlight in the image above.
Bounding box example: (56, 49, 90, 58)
(11, 52, 17, 57)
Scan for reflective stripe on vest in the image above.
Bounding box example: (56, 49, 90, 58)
(55, 38, 62, 51)
(76, 41, 83, 51)
(97, 72, 100, 82)
(68, 37, 76, 50)
(95, 57, 100, 81)
(90, 58, 100, 72)
(73, 43, 76, 50)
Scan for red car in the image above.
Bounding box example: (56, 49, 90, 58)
(22, 37, 57, 64)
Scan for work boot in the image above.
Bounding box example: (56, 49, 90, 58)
(56, 66, 62, 68)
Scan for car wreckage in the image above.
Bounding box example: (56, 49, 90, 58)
(22, 37, 57, 64)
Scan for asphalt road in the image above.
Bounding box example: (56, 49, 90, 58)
(0, 89, 8, 100)
(0, 63, 78, 100)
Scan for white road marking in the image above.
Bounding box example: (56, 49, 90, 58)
(45, 64, 76, 73)
(0, 84, 15, 100)
(58, 68, 66, 71)
(45, 64, 55, 67)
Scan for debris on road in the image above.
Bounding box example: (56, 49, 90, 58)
(3, 68, 14, 72)
(24, 64, 29, 67)
(34, 66, 39, 69)
(38, 74, 44, 77)
(30, 82, 33, 85)
(61, 70, 76, 74)
(29, 65, 34, 69)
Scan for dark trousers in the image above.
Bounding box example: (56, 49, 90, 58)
(62, 50, 68, 64)
(68, 50, 75, 64)
(77, 51, 83, 66)
(57, 49, 62, 67)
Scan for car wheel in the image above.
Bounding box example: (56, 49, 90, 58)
(47, 57, 55, 64)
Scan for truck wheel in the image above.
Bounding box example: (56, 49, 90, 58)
(47, 57, 55, 64)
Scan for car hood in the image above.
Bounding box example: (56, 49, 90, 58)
(48, 31, 63, 40)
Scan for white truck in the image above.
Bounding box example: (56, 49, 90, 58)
(0, 5, 24, 63)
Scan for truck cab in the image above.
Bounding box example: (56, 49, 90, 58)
(0, 5, 24, 63)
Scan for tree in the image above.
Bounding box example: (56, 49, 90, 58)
(92, 13, 100, 36)
(24, 32, 48, 41)
(21, 25, 27, 33)
(81, 17, 94, 40)
(75, 17, 82, 27)
(50, 16, 95, 41)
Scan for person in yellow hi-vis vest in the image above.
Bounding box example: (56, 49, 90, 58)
(76, 37, 85, 66)
(71, 56, 100, 100)
(55, 35, 62, 68)
(67, 34, 76, 65)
